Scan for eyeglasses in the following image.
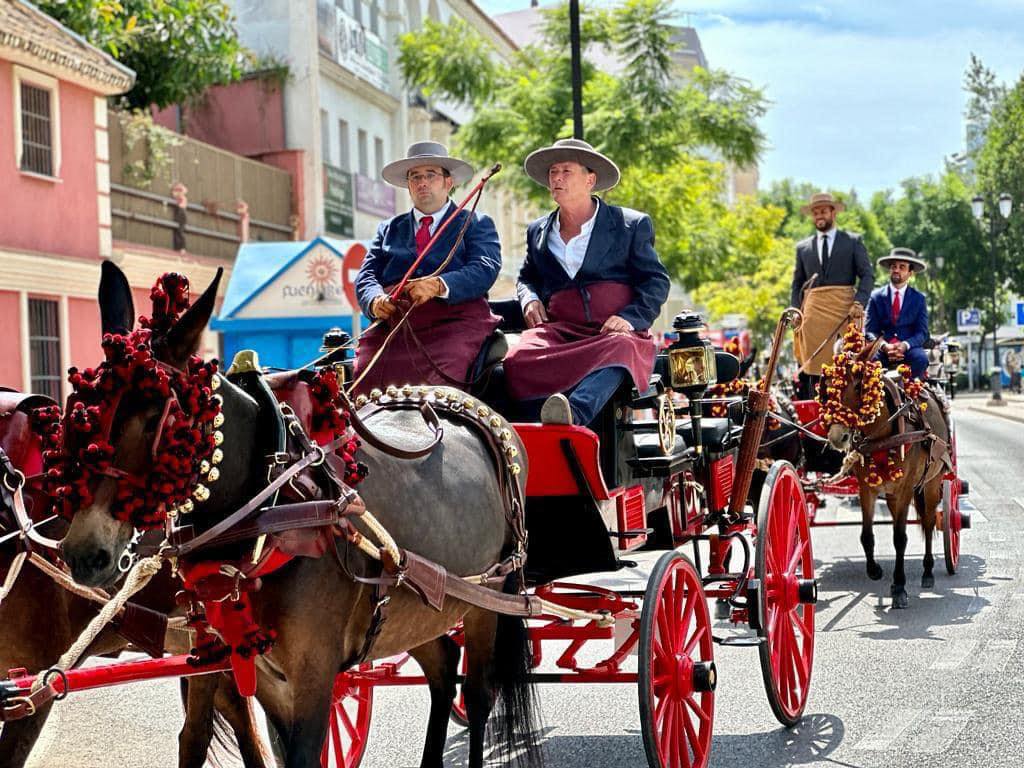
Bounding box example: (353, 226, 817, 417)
(407, 171, 445, 184)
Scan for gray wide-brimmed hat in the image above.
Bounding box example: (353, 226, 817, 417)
(524, 138, 620, 192)
(381, 141, 474, 187)
(878, 246, 927, 274)
(800, 192, 846, 215)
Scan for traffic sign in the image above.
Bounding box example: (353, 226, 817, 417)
(1016, 301, 1024, 326)
(957, 308, 981, 333)
(341, 243, 367, 310)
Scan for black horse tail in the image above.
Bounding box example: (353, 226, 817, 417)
(490, 572, 544, 768)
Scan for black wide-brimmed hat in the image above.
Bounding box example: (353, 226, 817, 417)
(524, 138, 620, 192)
(381, 141, 474, 187)
(878, 246, 927, 274)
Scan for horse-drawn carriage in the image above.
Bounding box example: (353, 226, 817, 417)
(0, 265, 818, 768)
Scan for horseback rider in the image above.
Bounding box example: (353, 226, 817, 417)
(503, 138, 670, 426)
(865, 247, 930, 378)
(352, 142, 502, 393)
(790, 192, 874, 398)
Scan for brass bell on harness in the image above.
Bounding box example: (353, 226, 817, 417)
(207, 467, 220, 483)
(200, 460, 211, 475)
(211, 449, 223, 465)
(213, 413, 225, 428)
(211, 375, 221, 391)
(193, 484, 210, 502)
(213, 431, 224, 446)
(355, 395, 368, 408)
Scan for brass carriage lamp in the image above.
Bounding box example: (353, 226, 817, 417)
(667, 312, 718, 455)
(667, 312, 718, 392)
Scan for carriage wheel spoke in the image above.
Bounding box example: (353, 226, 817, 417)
(683, 624, 706, 657)
(684, 694, 711, 725)
(677, 701, 693, 768)
(788, 537, 809, 575)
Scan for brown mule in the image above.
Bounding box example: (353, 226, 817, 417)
(1, 395, 268, 767)
(822, 337, 951, 609)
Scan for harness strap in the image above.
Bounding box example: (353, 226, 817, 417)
(169, 429, 356, 558)
(346, 399, 444, 460)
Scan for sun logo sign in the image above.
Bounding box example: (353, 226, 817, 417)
(306, 254, 338, 289)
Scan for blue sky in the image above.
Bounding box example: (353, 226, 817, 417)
(475, 1, 1024, 197)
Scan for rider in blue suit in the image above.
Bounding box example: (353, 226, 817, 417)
(865, 247, 930, 378)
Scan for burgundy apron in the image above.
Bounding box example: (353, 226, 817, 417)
(504, 281, 657, 400)
(353, 297, 500, 395)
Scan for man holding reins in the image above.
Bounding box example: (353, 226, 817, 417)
(790, 192, 874, 398)
(352, 142, 502, 393)
(865, 247, 930, 378)
(503, 138, 670, 426)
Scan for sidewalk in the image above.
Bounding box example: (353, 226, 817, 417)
(956, 390, 1024, 425)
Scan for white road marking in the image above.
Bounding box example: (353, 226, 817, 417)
(854, 708, 924, 751)
(908, 710, 973, 754)
(972, 639, 1018, 673)
(930, 638, 978, 669)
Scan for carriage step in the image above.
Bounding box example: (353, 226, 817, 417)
(960, 479, 969, 496)
(713, 634, 762, 647)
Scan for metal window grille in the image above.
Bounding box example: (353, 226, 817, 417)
(20, 83, 53, 176)
(28, 298, 61, 401)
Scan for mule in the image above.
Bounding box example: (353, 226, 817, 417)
(59, 262, 541, 768)
(821, 337, 950, 609)
(0, 398, 267, 768)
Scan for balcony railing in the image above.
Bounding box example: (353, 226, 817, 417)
(108, 111, 295, 260)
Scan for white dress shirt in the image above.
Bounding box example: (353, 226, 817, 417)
(519, 200, 601, 309)
(412, 199, 453, 298)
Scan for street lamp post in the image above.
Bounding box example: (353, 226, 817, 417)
(972, 192, 1013, 405)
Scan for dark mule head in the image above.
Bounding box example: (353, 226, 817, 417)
(60, 261, 222, 587)
(822, 336, 885, 453)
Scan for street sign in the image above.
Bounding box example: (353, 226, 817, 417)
(341, 243, 366, 310)
(1016, 301, 1024, 326)
(957, 308, 981, 333)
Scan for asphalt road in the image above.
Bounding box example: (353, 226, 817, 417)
(18, 401, 1024, 768)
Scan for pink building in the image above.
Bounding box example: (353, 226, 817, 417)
(0, 1, 237, 400)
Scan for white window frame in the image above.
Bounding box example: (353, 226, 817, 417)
(13, 65, 62, 179)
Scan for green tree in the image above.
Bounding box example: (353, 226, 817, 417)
(37, 0, 247, 109)
(870, 173, 993, 336)
(397, 0, 771, 297)
(976, 69, 1024, 300)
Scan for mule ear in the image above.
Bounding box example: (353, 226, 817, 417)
(98, 260, 135, 336)
(161, 268, 223, 366)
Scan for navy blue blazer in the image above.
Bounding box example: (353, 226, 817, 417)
(865, 284, 929, 349)
(354, 203, 501, 318)
(516, 201, 670, 331)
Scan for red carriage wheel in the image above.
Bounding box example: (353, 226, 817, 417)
(638, 550, 716, 768)
(754, 460, 816, 727)
(941, 476, 961, 574)
(942, 423, 962, 575)
(320, 668, 374, 768)
(450, 635, 470, 728)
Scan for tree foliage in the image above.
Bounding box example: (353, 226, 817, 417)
(38, 0, 247, 109)
(870, 173, 994, 335)
(398, 0, 779, 337)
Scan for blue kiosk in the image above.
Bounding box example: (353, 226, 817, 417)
(212, 237, 370, 369)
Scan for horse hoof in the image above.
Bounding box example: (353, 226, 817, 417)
(867, 563, 884, 581)
(921, 573, 935, 590)
(890, 587, 909, 609)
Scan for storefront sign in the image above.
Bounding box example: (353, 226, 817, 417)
(355, 173, 395, 218)
(317, 0, 389, 91)
(323, 164, 355, 238)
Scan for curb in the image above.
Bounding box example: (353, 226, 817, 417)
(966, 405, 1024, 425)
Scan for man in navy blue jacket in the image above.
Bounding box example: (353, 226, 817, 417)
(865, 247, 930, 378)
(352, 142, 501, 393)
(504, 138, 670, 426)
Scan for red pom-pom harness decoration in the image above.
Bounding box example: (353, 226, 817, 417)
(307, 367, 367, 486)
(39, 274, 222, 530)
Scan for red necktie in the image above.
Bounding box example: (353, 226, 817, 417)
(891, 291, 901, 324)
(415, 215, 434, 256)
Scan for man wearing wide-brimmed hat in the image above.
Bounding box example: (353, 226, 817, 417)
(503, 138, 670, 426)
(865, 247, 930, 378)
(790, 191, 874, 398)
(352, 141, 502, 392)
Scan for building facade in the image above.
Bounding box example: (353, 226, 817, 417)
(209, 0, 534, 296)
(0, 2, 294, 399)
